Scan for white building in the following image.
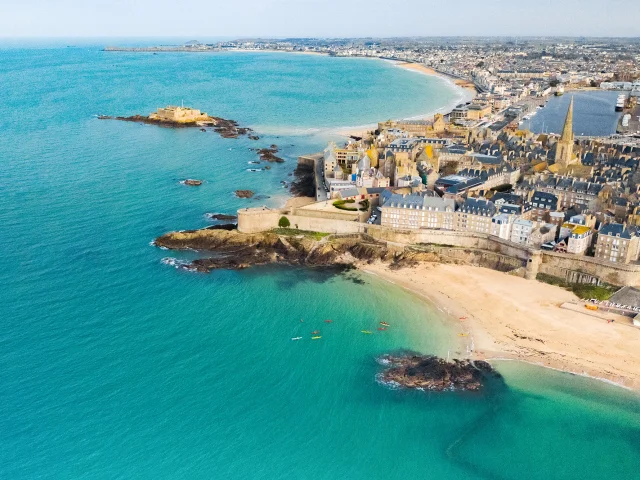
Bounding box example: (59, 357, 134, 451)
(491, 213, 514, 240)
(510, 219, 533, 245)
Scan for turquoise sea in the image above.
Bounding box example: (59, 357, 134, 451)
(1, 44, 639, 479)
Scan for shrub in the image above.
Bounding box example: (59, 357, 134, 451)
(278, 216, 290, 228)
(333, 199, 358, 211)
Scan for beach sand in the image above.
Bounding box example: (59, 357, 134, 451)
(361, 262, 640, 390)
(396, 62, 477, 92)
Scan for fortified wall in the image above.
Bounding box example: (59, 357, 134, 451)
(237, 207, 640, 287)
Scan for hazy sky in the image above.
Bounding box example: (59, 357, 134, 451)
(1, 0, 638, 38)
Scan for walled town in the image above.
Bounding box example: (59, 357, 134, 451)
(235, 81, 640, 323)
(136, 38, 640, 325)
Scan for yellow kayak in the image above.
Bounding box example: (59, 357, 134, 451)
(458, 333, 469, 337)
(361, 330, 373, 334)
(312, 336, 322, 340)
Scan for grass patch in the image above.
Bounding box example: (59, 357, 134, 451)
(571, 284, 618, 301)
(272, 228, 330, 241)
(536, 273, 617, 300)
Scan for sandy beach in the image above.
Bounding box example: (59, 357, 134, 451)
(395, 61, 477, 92)
(361, 262, 640, 390)
(335, 60, 476, 138)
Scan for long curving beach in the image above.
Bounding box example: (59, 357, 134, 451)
(361, 262, 640, 390)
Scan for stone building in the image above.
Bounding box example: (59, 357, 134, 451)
(380, 193, 455, 230)
(594, 223, 640, 264)
(149, 106, 210, 123)
(454, 198, 496, 234)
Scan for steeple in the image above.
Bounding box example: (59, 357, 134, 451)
(560, 96, 574, 142)
(554, 96, 575, 169)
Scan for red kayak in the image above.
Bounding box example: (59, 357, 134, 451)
(324, 320, 333, 323)
(311, 330, 320, 335)
(378, 327, 387, 331)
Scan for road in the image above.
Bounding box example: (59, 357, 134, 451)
(314, 155, 328, 202)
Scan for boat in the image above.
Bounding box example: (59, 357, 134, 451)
(312, 336, 322, 340)
(555, 85, 565, 96)
(378, 327, 387, 331)
(311, 330, 320, 335)
(291, 337, 302, 341)
(458, 333, 469, 337)
(380, 322, 390, 326)
(324, 320, 333, 323)
(616, 94, 625, 112)
(460, 316, 467, 320)
(361, 330, 373, 334)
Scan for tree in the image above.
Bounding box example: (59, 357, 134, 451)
(278, 216, 290, 228)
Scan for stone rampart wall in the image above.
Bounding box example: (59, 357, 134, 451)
(237, 207, 640, 286)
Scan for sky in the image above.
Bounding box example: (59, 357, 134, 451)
(0, 0, 639, 38)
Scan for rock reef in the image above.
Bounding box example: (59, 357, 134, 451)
(235, 190, 255, 198)
(256, 145, 285, 163)
(182, 179, 203, 186)
(98, 112, 253, 139)
(378, 354, 497, 392)
(206, 213, 238, 221)
(153, 228, 443, 272)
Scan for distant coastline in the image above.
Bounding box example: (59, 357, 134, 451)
(103, 45, 474, 138)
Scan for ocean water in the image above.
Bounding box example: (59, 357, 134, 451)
(1, 45, 639, 479)
(522, 90, 623, 136)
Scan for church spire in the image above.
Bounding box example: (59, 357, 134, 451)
(560, 96, 574, 142)
(554, 96, 575, 169)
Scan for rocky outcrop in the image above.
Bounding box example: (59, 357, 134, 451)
(206, 213, 238, 221)
(290, 163, 315, 197)
(235, 190, 255, 198)
(153, 228, 445, 273)
(256, 145, 284, 163)
(182, 179, 203, 186)
(377, 354, 498, 392)
(97, 114, 253, 139)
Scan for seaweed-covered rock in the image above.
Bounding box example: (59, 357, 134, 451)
(235, 190, 255, 198)
(377, 354, 495, 392)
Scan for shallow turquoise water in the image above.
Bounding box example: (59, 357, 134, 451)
(0, 46, 639, 479)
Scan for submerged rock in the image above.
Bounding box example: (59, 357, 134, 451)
(378, 354, 495, 392)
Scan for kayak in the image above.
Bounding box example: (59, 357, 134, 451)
(378, 327, 387, 331)
(458, 333, 469, 337)
(312, 336, 322, 340)
(291, 337, 302, 341)
(379, 322, 390, 326)
(324, 320, 333, 323)
(361, 330, 373, 334)
(311, 330, 320, 335)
